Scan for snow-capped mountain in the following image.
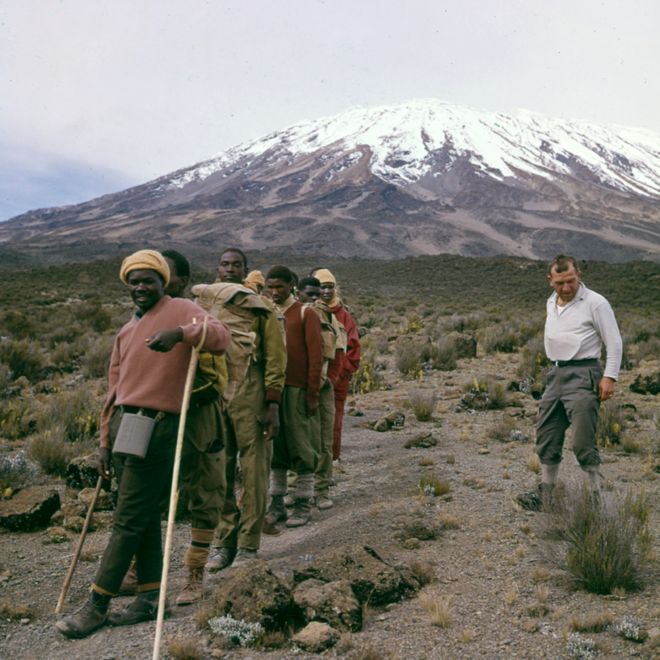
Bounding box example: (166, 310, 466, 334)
(2, 99, 660, 262)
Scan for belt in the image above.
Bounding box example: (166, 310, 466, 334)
(120, 405, 172, 420)
(552, 358, 599, 368)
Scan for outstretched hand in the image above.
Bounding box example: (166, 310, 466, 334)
(145, 328, 183, 352)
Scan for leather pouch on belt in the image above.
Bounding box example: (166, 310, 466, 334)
(112, 412, 157, 458)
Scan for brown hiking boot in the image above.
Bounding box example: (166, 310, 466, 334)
(175, 567, 204, 606)
(286, 497, 312, 527)
(315, 494, 334, 510)
(107, 591, 168, 626)
(55, 597, 108, 639)
(206, 547, 236, 573)
(118, 563, 138, 596)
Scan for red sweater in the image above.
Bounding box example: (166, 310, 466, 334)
(283, 299, 323, 404)
(100, 296, 231, 447)
(330, 303, 361, 381)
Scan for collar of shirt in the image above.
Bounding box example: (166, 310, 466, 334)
(277, 294, 297, 314)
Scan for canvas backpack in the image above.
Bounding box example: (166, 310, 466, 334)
(192, 282, 272, 402)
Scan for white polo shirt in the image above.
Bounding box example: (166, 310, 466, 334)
(544, 283, 623, 380)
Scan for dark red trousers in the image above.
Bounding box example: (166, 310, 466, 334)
(332, 376, 351, 460)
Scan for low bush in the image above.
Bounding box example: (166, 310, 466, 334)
(0, 339, 46, 382)
(35, 387, 101, 442)
(478, 319, 542, 354)
(595, 402, 625, 446)
(81, 334, 114, 379)
(419, 474, 450, 497)
(420, 338, 457, 371)
(395, 341, 423, 379)
(408, 390, 437, 421)
(461, 377, 508, 410)
(0, 398, 36, 440)
(516, 335, 550, 398)
(27, 426, 88, 476)
(552, 486, 652, 594)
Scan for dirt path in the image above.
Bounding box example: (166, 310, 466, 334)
(1, 353, 658, 659)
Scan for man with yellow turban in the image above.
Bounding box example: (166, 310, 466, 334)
(56, 250, 231, 639)
(312, 268, 361, 462)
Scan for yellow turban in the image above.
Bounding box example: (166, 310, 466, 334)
(119, 250, 170, 287)
(314, 268, 336, 285)
(244, 270, 265, 291)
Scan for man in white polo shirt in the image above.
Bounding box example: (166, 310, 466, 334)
(517, 255, 622, 511)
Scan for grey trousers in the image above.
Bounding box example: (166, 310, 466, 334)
(535, 363, 603, 467)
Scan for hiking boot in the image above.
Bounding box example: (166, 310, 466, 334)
(175, 567, 204, 606)
(55, 597, 108, 639)
(516, 483, 555, 512)
(286, 497, 312, 527)
(231, 548, 258, 569)
(107, 591, 168, 626)
(315, 494, 334, 510)
(206, 547, 237, 573)
(118, 563, 138, 596)
(283, 494, 295, 508)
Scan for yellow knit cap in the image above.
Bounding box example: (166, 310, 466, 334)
(245, 270, 265, 288)
(119, 250, 170, 286)
(314, 268, 336, 285)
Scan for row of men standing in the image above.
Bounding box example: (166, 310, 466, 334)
(56, 248, 361, 638)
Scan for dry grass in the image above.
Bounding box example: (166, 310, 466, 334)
(568, 611, 613, 633)
(459, 628, 475, 643)
(418, 456, 435, 467)
(0, 600, 35, 621)
(446, 453, 456, 464)
(409, 560, 435, 586)
(419, 593, 453, 628)
(531, 567, 551, 584)
(503, 583, 519, 606)
(534, 583, 550, 604)
(167, 636, 205, 660)
(527, 453, 541, 474)
(438, 512, 461, 530)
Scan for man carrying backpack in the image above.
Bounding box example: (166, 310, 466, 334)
(204, 249, 287, 571)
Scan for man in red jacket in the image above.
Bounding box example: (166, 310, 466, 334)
(313, 268, 361, 462)
(265, 265, 323, 528)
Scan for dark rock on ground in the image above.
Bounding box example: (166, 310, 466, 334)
(404, 432, 437, 448)
(374, 411, 406, 432)
(293, 545, 420, 607)
(65, 454, 100, 490)
(293, 578, 362, 631)
(0, 486, 60, 531)
(629, 372, 660, 395)
(210, 560, 302, 632)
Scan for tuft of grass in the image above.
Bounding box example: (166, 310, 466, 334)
(419, 474, 451, 497)
(459, 628, 475, 643)
(531, 567, 551, 584)
(487, 415, 517, 442)
(408, 390, 437, 421)
(167, 636, 205, 660)
(409, 560, 435, 586)
(568, 611, 613, 633)
(461, 376, 508, 410)
(534, 583, 550, 604)
(419, 593, 453, 628)
(438, 512, 461, 530)
(418, 456, 435, 467)
(446, 453, 456, 464)
(527, 453, 541, 474)
(553, 486, 652, 594)
(0, 600, 35, 621)
(503, 583, 519, 606)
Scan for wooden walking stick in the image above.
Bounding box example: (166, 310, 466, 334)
(152, 318, 207, 660)
(55, 475, 103, 613)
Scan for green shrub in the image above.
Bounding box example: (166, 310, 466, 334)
(461, 377, 508, 410)
(420, 338, 457, 371)
(478, 319, 543, 354)
(35, 387, 100, 442)
(395, 341, 423, 378)
(27, 426, 86, 476)
(0, 310, 36, 338)
(0, 398, 36, 439)
(408, 390, 437, 421)
(595, 402, 625, 446)
(419, 474, 451, 497)
(516, 335, 550, 398)
(81, 335, 114, 378)
(555, 486, 652, 594)
(78, 301, 113, 332)
(0, 339, 46, 382)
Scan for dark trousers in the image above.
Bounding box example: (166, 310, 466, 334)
(93, 410, 177, 595)
(535, 364, 602, 467)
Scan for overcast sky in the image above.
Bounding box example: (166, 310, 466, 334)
(1, 0, 658, 220)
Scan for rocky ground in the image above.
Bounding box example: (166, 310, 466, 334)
(0, 351, 658, 660)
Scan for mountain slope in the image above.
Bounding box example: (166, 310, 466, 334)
(2, 99, 659, 262)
